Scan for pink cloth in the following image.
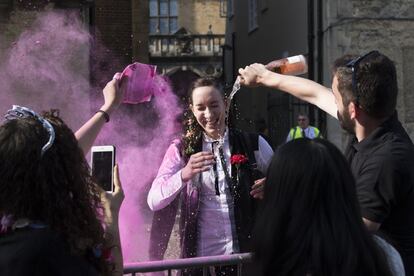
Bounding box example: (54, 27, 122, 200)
(120, 62, 157, 104)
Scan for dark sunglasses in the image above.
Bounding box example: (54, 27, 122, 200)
(346, 50, 379, 104)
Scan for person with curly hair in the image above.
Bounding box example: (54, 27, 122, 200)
(0, 76, 125, 275)
(147, 77, 273, 275)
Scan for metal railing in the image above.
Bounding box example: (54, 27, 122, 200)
(149, 34, 225, 58)
(124, 252, 252, 276)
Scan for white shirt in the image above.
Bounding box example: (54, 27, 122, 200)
(373, 235, 405, 276)
(147, 130, 273, 256)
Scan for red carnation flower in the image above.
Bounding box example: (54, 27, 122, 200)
(230, 154, 248, 165)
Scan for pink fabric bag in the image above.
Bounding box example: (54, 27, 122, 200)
(121, 62, 157, 104)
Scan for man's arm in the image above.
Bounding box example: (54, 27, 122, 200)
(238, 63, 338, 119)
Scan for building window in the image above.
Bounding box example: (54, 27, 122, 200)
(248, 0, 258, 32)
(149, 0, 178, 34)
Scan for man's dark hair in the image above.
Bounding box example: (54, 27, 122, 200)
(333, 51, 398, 119)
(253, 138, 393, 276)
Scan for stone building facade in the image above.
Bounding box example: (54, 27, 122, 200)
(148, 0, 226, 101)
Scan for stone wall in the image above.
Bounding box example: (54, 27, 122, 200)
(324, 0, 414, 148)
(178, 0, 225, 34)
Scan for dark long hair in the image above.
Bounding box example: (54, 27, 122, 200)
(181, 77, 225, 159)
(0, 110, 108, 274)
(253, 138, 392, 276)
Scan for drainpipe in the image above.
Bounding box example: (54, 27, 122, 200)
(317, 0, 326, 135)
(307, 0, 315, 124)
(317, 0, 323, 85)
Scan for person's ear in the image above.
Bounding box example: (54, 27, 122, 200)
(190, 104, 195, 113)
(349, 101, 357, 120)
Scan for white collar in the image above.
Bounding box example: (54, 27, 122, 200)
(202, 128, 229, 143)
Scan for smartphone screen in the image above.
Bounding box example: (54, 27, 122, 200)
(91, 146, 115, 192)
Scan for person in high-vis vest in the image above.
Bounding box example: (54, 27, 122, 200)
(286, 114, 321, 142)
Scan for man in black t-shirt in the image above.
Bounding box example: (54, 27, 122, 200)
(239, 51, 414, 275)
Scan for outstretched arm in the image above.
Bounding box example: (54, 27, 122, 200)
(238, 63, 338, 119)
(75, 74, 124, 154)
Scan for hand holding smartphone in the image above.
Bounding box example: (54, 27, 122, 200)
(91, 145, 116, 192)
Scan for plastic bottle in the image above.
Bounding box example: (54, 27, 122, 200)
(265, 54, 308, 76)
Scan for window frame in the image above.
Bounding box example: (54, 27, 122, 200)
(149, 0, 178, 34)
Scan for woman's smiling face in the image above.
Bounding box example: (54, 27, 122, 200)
(190, 85, 226, 139)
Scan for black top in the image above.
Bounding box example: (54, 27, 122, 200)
(0, 227, 99, 276)
(345, 112, 414, 273)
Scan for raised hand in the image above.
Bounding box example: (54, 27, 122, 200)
(101, 72, 125, 115)
(101, 164, 124, 222)
(181, 151, 215, 182)
(238, 63, 273, 87)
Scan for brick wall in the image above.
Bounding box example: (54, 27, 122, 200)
(94, 0, 132, 68)
(131, 0, 149, 63)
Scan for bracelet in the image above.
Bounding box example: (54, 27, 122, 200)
(96, 110, 110, 123)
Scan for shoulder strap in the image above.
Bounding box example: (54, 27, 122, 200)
(241, 131, 259, 165)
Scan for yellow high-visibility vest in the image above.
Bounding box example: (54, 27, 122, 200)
(288, 126, 321, 140)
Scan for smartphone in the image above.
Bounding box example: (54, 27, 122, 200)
(91, 145, 116, 192)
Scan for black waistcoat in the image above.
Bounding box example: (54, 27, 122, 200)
(180, 128, 262, 258)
